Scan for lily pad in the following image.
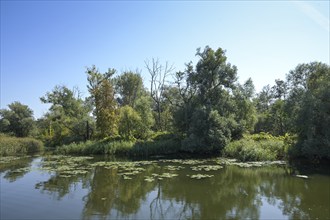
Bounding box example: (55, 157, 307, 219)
(191, 165, 223, 171)
(189, 174, 214, 179)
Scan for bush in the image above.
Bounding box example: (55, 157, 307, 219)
(223, 133, 287, 161)
(0, 133, 44, 156)
(130, 138, 180, 156)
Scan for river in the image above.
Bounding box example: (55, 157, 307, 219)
(1, 155, 329, 219)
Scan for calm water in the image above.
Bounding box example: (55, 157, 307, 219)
(1, 156, 329, 220)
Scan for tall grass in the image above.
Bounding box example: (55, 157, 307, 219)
(55, 133, 181, 157)
(0, 133, 44, 156)
(223, 133, 288, 161)
(55, 140, 135, 156)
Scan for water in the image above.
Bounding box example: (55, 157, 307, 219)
(1, 156, 329, 219)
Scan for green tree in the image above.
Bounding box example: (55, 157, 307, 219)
(0, 102, 35, 137)
(115, 71, 144, 107)
(233, 78, 257, 134)
(134, 96, 154, 139)
(176, 46, 239, 152)
(40, 85, 94, 146)
(87, 66, 118, 138)
(291, 62, 330, 159)
(118, 106, 142, 140)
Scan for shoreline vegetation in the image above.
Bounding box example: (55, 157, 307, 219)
(0, 132, 293, 162)
(1, 46, 329, 162)
(0, 132, 327, 164)
(0, 134, 43, 156)
(54, 132, 292, 162)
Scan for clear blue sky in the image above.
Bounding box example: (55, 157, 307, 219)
(1, 1, 329, 118)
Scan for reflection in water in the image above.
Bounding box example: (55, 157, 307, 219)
(1, 157, 329, 219)
(0, 156, 34, 182)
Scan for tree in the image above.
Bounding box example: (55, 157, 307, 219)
(0, 102, 35, 137)
(87, 66, 118, 138)
(272, 79, 287, 100)
(118, 106, 142, 140)
(145, 58, 174, 131)
(40, 85, 94, 146)
(254, 85, 273, 113)
(233, 78, 257, 134)
(172, 62, 197, 135)
(115, 71, 144, 107)
(192, 46, 237, 106)
(134, 96, 154, 139)
(292, 62, 330, 159)
(176, 46, 240, 152)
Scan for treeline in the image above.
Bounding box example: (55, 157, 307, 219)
(1, 46, 329, 160)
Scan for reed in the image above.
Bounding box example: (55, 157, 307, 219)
(0, 133, 44, 156)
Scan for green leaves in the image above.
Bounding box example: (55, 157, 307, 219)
(0, 102, 35, 137)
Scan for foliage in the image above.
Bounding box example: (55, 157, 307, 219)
(131, 138, 180, 157)
(115, 71, 144, 107)
(55, 140, 135, 156)
(134, 96, 154, 139)
(174, 46, 245, 153)
(4, 47, 329, 162)
(40, 85, 94, 147)
(292, 62, 330, 159)
(118, 106, 143, 140)
(0, 102, 35, 137)
(87, 66, 118, 138)
(55, 137, 180, 157)
(0, 133, 43, 156)
(181, 109, 232, 153)
(224, 134, 287, 161)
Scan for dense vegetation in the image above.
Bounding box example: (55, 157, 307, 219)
(0, 133, 43, 156)
(1, 46, 329, 161)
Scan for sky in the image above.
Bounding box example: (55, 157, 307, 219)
(1, 0, 329, 119)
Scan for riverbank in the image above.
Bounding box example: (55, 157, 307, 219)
(0, 134, 44, 156)
(1, 132, 318, 163)
(53, 133, 293, 162)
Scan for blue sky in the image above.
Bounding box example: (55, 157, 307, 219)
(1, 1, 329, 118)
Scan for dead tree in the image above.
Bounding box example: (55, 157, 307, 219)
(145, 58, 174, 131)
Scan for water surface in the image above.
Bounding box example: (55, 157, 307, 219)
(1, 156, 329, 219)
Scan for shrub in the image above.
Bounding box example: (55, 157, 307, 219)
(130, 138, 180, 157)
(223, 133, 287, 161)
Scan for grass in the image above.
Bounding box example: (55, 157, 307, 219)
(223, 133, 289, 162)
(0, 133, 44, 156)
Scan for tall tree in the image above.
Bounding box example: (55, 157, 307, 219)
(87, 66, 118, 138)
(115, 71, 144, 107)
(272, 79, 287, 100)
(291, 62, 330, 159)
(176, 46, 240, 152)
(0, 102, 35, 137)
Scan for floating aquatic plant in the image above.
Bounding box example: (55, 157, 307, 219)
(190, 165, 223, 172)
(231, 161, 286, 168)
(165, 165, 185, 171)
(0, 156, 29, 164)
(123, 175, 132, 180)
(189, 174, 214, 179)
(144, 176, 155, 182)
